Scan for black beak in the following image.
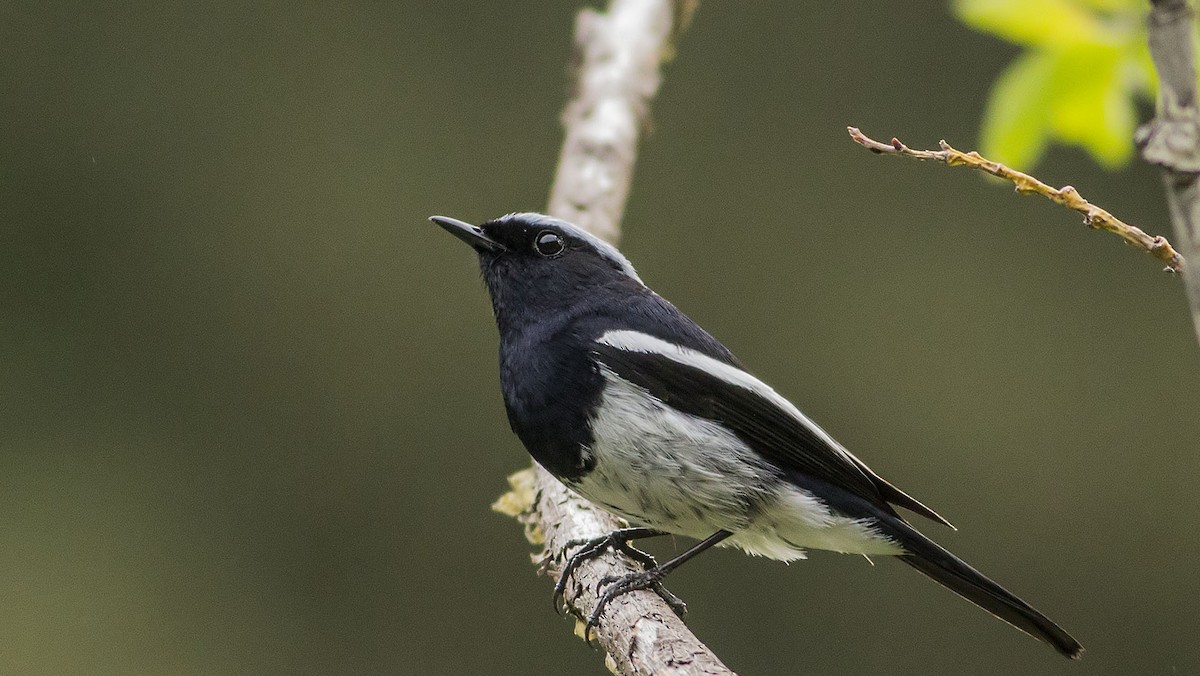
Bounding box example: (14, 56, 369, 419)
(430, 215, 507, 253)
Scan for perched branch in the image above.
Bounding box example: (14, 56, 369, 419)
(496, 1, 735, 674)
(546, 1, 698, 244)
(1139, 0, 1200, 345)
(847, 127, 1185, 273)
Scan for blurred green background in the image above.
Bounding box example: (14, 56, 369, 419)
(3, 2, 1198, 674)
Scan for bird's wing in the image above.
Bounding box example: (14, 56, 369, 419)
(590, 330, 952, 528)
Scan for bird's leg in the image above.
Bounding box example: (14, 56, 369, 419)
(584, 530, 733, 641)
(553, 527, 665, 614)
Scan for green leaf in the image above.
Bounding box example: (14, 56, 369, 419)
(979, 51, 1057, 169)
(961, 0, 1163, 171)
(954, 0, 1117, 47)
(1073, 0, 1144, 10)
(1046, 47, 1135, 167)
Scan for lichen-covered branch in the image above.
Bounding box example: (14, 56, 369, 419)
(495, 1, 735, 674)
(1140, 0, 1200, 345)
(847, 127, 1185, 273)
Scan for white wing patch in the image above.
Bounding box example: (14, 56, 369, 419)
(595, 330, 862, 467)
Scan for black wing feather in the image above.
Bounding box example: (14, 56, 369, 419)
(591, 342, 952, 528)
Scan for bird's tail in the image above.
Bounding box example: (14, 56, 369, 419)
(885, 518, 1083, 659)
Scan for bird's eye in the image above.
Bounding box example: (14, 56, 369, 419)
(533, 230, 565, 257)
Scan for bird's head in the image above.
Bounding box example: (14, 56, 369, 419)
(432, 212, 644, 332)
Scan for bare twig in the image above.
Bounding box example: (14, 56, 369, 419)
(1140, 0, 1200, 345)
(496, 1, 735, 674)
(847, 126, 1185, 273)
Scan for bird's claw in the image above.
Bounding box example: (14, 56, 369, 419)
(551, 528, 661, 616)
(581, 568, 687, 643)
(553, 536, 609, 614)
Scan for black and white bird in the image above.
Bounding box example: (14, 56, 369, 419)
(432, 212, 1082, 659)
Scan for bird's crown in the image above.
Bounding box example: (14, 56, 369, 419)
(474, 212, 642, 283)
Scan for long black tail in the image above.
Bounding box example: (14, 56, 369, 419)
(887, 518, 1083, 659)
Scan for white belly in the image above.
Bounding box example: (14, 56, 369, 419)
(569, 369, 902, 561)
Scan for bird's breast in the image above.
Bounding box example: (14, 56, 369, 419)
(498, 329, 603, 481)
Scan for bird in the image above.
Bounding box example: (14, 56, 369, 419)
(431, 211, 1083, 659)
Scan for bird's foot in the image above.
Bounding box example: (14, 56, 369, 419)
(552, 527, 662, 615)
(582, 568, 687, 642)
